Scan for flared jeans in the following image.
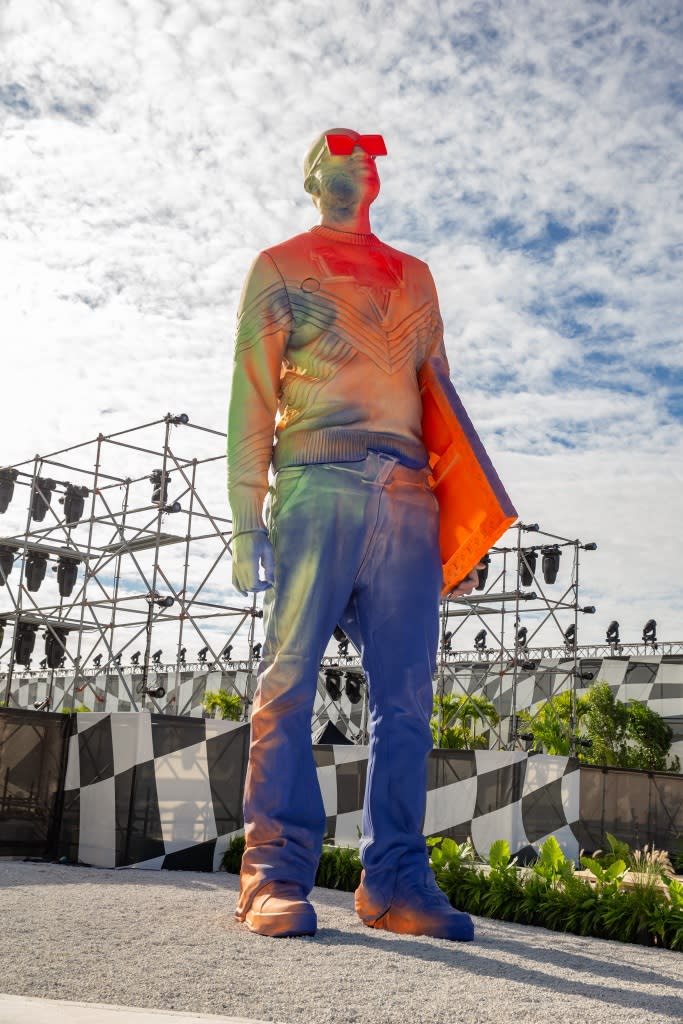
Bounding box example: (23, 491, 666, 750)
(235, 452, 442, 919)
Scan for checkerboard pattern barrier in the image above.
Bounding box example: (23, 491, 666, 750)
(55, 712, 580, 870)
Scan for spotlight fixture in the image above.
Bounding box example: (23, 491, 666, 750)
(252, 642, 262, 660)
(563, 624, 576, 647)
(149, 469, 170, 505)
(333, 624, 350, 657)
(131, 651, 141, 666)
(147, 685, 166, 699)
(0, 544, 16, 585)
(0, 467, 19, 513)
(152, 649, 163, 666)
(474, 628, 487, 652)
(44, 627, 68, 669)
(582, 542, 597, 551)
(60, 484, 89, 525)
(93, 653, 103, 668)
(13, 622, 38, 666)
(31, 478, 57, 522)
(324, 668, 342, 701)
(169, 413, 190, 425)
(163, 501, 182, 514)
(442, 630, 453, 653)
(345, 670, 364, 705)
(222, 644, 232, 661)
(515, 625, 528, 648)
(541, 545, 561, 584)
(198, 646, 209, 663)
(476, 553, 491, 591)
(54, 555, 79, 597)
(179, 647, 187, 664)
(642, 619, 657, 645)
(606, 620, 620, 646)
(39, 657, 47, 669)
(581, 606, 596, 614)
(113, 652, 122, 665)
(26, 552, 48, 592)
(519, 549, 537, 588)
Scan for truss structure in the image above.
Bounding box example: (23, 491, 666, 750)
(0, 414, 257, 713)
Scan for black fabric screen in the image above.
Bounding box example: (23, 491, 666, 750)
(0, 708, 71, 857)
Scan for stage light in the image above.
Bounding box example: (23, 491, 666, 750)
(179, 647, 187, 664)
(150, 469, 170, 505)
(31, 478, 56, 522)
(522, 523, 539, 532)
(333, 625, 350, 657)
(222, 644, 232, 661)
(44, 627, 68, 669)
(39, 657, 47, 669)
(170, 413, 190, 425)
(252, 642, 262, 659)
(60, 484, 89, 525)
(516, 625, 528, 648)
(345, 670, 364, 705)
(152, 649, 163, 665)
(643, 619, 657, 644)
(519, 549, 537, 588)
(26, 552, 48, 591)
(582, 542, 597, 551)
(580, 670, 594, 682)
(442, 630, 453, 653)
(13, 622, 38, 666)
(163, 501, 182, 514)
(541, 545, 561, 584)
(55, 556, 79, 597)
(131, 651, 141, 666)
(147, 685, 166, 699)
(563, 624, 576, 647)
(0, 544, 16, 585)
(198, 646, 208, 663)
(476, 553, 491, 590)
(606, 620, 620, 645)
(474, 628, 487, 651)
(582, 606, 596, 614)
(114, 652, 122, 665)
(324, 668, 342, 701)
(93, 654, 103, 668)
(0, 467, 18, 513)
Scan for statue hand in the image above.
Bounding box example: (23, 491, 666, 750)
(449, 562, 486, 598)
(231, 531, 275, 596)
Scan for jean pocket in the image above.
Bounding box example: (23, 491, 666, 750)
(271, 465, 308, 522)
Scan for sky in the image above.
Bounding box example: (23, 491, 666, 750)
(1, 0, 682, 661)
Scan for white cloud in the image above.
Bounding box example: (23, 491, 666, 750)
(0, 0, 682, 659)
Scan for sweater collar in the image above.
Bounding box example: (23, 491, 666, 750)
(310, 224, 379, 246)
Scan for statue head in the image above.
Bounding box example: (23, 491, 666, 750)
(303, 128, 385, 219)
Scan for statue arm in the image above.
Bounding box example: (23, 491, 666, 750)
(227, 251, 293, 538)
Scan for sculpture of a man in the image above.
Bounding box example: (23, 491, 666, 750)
(227, 128, 476, 940)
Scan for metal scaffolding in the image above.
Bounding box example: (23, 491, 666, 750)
(0, 414, 258, 713)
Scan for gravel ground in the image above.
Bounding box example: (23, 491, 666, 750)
(1, 861, 682, 1024)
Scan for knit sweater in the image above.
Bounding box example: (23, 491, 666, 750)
(227, 224, 451, 537)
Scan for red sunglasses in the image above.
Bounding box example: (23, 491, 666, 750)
(325, 133, 387, 157)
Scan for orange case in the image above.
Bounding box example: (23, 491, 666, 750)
(419, 362, 518, 596)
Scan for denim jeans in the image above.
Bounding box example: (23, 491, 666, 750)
(235, 451, 442, 919)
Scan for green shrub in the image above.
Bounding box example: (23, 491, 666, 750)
(218, 831, 683, 950)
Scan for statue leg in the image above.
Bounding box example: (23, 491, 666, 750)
(341, 463, 474, 940)
(235, 461, 380, 921)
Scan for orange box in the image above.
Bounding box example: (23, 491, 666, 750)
(419, 361, 518, 596)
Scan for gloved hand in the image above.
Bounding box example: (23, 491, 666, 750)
(231, 530, 275, 596)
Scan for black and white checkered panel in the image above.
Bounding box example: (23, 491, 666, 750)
(59, 712, 249, 871)
(314, 745, 580, 863)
